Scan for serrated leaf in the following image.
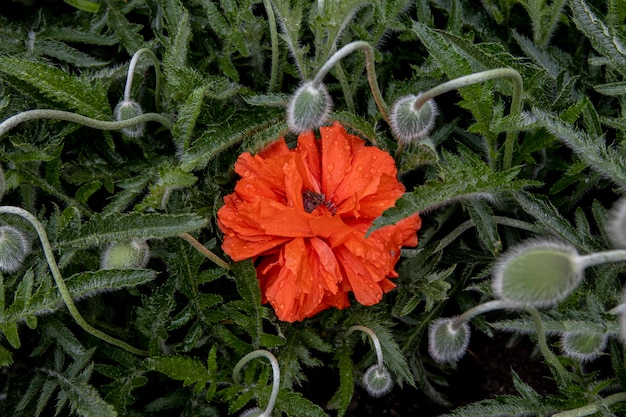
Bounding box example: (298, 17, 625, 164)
(36, 39, 109, 68)
(75, 181, 102, 204)
(145, 355, 210, 394)
(370, 146, 539, 232)
(534, 108, 626, 190)
(64, 0, 100, 13)
(58, 212, 206, 248)
(594, 81, 626, 96)
(328, 346, 354, 417)
(231, 260, 263, 348)
(570, 0, 626, 74)
(0, 56, 110, 118)
(105, 2, 144, 54)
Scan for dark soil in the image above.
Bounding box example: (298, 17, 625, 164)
(341, 331, 557, 416)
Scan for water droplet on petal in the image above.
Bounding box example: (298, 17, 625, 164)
(327, 163, 335, 172)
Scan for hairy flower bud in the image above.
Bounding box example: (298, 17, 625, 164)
(363, 364, 393, 398)
(560, 331, 607, 362)
(114, 99, 145, 138)
(0, 225, 29, 273)
(239, 408, 263, 417)
(390, 94, 438, 144)
(428, 317, 471, 364)
(491, 240, 583, 308)
(286, 81, 332, 133)
(101, 239, 150, 270)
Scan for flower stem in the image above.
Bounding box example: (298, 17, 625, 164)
(262, 0, 279, 93)
(579, 250, 626, 268)
(0, 109, 172, 139)
(233, 350, 280, 417)
(412, 68, 523, 170)
(526, 306, 570, 385)
(346, 325, 384, 368)
(0, 206, 148, 356)
(551, 392, 626, 417)
(451, 299, 512, 330)
(124, 48, 163, 111)
(312, 41, 389, 123)
(179, 232, 229, 269)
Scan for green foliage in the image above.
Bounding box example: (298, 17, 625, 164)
(2, 0, 626, 416)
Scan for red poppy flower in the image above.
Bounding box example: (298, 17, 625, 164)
(217, 122, 421, 322)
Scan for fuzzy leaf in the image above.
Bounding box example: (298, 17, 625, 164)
(370, 146, 539, 232)
(58, 212, 206, 248)
(0, 56, 111, 118)
(145, 355, 211, 394)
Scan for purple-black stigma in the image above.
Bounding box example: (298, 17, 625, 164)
(303, 190, 337, 215)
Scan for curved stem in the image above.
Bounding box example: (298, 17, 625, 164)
(178, 232, 229, 269)
(526, 306, 570, 385)
(124, 48, 163, 112)
(0, 109, 172, 139)
(312, 41, 389, 123)
(552, 392, 626, 417)
(413, 68, 523, 170)
(233, 350, 280, 417)
(262, 0, 280, 93)
(0, 206, 147, 356)
(451, 299, 513, 330)
(579, 250, 626, 269)
(346, 325, 384, 368)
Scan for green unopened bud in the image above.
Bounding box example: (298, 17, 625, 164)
(363, 364, 393, 397)
(492, 240, 583, 308)
(0, 225, 29, 273)
(240, 407, 263, 417)
(286, 81, 332, 133)
(428, 317, 471, 364)
(101, 239, 150, 270)
(114, 99, 145, 138)
(608, 197, 626, 249)
(560, 331, 607, 362)
(390, 94, 438, 144)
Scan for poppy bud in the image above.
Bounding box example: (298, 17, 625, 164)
(560, 331, 607, 362)
(491, 240, 583, 308)
(390, 93, 438, 144)
(607, 197, 626, 249)
(239, 408, 263, 417)
(114, 99, 145, 138)
(363, 363, 393, 398)
(0, 225, 29, 273)
(428, 317, 471, 364)
(286, 81, 332, 133)
(101, 239, 150, 270)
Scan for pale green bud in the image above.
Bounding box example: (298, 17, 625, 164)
(491, 240, 583, 308)
(286, 81, 332, 133)
(428, 317, 471, 364)
(560, 331, 607, 362)
(239, 407, 263, 417)
(114, 99, 145, 138)
(390, 94, 438, 144)
(0, 225, 29, 273)
(363, 364, 393, 398)
(101, 239, 150, 270)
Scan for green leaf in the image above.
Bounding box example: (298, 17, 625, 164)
(534, 108, 626, 190)
(570, 0, 626, 74)
(64, 0, 100, 13)
(0, 344, 12, 367)
(328, 346, 354, 417)
(231, 260, 263, 348)
(0, 56, 111, 118)
(58, 212, 206, 248)
(105, 1, 144, 54)
(370, 146, 539, 232)
(145, 355, 211, 395)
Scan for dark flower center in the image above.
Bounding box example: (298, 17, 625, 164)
(303, 190, 337, 215)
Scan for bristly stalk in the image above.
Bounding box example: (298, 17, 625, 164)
(0, 109, 172, 139)
(262, 0, 280, 93)
(312, 41, 390, 123)
(233, 350, 280, 417)
(0, 206, 148, 356)
(179, 232, 230, 269)
(411, 68, 523, 170)
(123, 48, 163, 112)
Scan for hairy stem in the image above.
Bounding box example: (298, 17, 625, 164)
(579, 249, 626, 268)
(0, 109, 172, 139)
(124, 48, 163, 111)
(233, 350, 280, 417)
(262, 0, 280, 93)
(179, 232, 229, 269)
(312, 40, 389, 123)
(526, 306, 570, 384)
(451, 299, 513, 330)
(0, 206, 148, 356)
(346, 325, 385, 368)
(413, 68, 523, 170)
